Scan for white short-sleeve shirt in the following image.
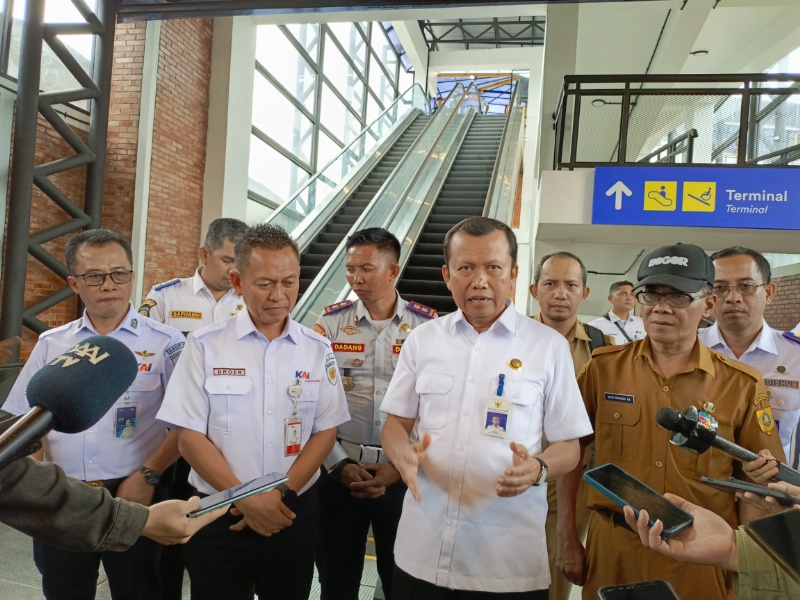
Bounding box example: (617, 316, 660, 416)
(139, 269, 244, 334)
(587, 312, 646, 345)
(380, 301, 593, 593)
(156, 310, 351, 495)
(4, 306, 185, 480)
(699, 321, 800, 454)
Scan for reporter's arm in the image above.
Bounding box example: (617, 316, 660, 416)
(140, 497, 226, 545)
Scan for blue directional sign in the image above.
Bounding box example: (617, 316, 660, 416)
(593, 166, 800, 230)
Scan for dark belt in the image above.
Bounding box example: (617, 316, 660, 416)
(83, 477, 125, 489)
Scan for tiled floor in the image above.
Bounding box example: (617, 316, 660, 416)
(0, 522, 579, 599)
(0, 523, 382, 600)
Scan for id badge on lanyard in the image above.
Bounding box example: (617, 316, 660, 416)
(484, 374, 510, 439)
(285, 379, 303, 456)
(115, 390, 138, 439)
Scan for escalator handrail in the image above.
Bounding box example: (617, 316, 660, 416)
(265, 82, 429, 227)
(483, 82, 519, 218)
(293, 82, 475, 321)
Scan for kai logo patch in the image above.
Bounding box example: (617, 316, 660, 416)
(50, 342, 110, 368)
(138, 364, 153, 372)
(170, 311, 202, 320)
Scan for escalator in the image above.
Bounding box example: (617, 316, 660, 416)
(396, 114, 507, 314)
(299, 114, 431, 296)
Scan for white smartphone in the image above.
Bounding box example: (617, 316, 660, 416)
(187, 472, 288, 518)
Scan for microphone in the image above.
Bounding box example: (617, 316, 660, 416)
(0, 335, 138, 471)
(656, 406, 800, 487)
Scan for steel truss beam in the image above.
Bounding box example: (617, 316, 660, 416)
(418, 17, 544, 51)
(0, 0, 115, 366)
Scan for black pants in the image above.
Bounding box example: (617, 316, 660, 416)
(32, 480, 161, 600)
(393, 566, 549, 600)
(158, 458, 194, 600)
(317, 468, 406, 600)
(183, 484, 318, 600)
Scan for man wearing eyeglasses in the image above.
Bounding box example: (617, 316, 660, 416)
(557, 243, 785, 600)
(697, 247, 800, 459)
(3, 229, 185, 600)
(586, 281, 646, 345)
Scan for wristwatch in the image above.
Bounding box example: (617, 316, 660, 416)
(275, 482, 298, 510)
(138, 466, 161, 486)
(532, 456, 548, 486)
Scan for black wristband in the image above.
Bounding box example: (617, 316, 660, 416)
(330, 458, 357, 481)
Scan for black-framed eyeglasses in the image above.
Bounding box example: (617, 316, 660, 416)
(712, 283, 766, 297)
(635, 290, 709, 309)
(74, 270, 133, 286)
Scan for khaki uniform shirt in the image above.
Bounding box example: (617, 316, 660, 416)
(532, 314, 614, 376)
(577, 338, 786, 599)
(315, 295, 435, 452)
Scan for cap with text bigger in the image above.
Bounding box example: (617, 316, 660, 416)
(636, 243, 714, 294)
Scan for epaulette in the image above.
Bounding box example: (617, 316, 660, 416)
(191, 320, 227, 339)
(590, 344, 626, 357)
(783, 330, 800, 345)
(144, 318, 185, 339)
(302, 326, 330, 345)
(323, 300, 352, 315)
(709, 349, 762, 381)
(153, 278, 181, 291)
(407, 301, 437, 319)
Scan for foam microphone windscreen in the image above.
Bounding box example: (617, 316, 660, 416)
(25, 335, 138, 434)
(655, 407, 681, 431)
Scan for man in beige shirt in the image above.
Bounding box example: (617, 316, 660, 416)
(529, 251, 612, 600)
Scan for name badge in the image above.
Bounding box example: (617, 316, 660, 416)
(604, 392, 635, 404)
(285, 417, 302, 456)
(115, 404, 137, 439)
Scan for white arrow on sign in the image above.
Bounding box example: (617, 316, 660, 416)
(605, 181, 632, 210)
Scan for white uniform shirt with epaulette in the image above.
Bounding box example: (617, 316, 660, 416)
(156, 309, 351, 496)
(139, 268, 244, 335)
(587, 311, 646, 345)
(699, 320, 800, 455)
(3, 305, 185, 481)
(314, 294, 436, 449)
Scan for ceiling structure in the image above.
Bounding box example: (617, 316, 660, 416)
(418, 16, 545, 51)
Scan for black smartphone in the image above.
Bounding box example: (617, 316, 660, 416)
(598, 580, 679, 600)
(700, 476, 800, 508)
(584, 463, 693, 538)
(188, 472, 288, 518)
(744, 509, 800, 585)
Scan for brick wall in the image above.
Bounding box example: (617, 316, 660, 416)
(3, 18, 214, 359)
(765, 273, 800, 332)
(141, 18, 213, 295)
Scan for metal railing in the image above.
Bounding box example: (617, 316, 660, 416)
(484, 82, 523, 221)
(553, 73, 800, 169)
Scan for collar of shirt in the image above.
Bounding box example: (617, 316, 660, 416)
(354, 291, 403, 325)
(451, 300, 517, 338)
(72, 304, 142, 337)
(634, 336, 715, 377)
(608, 310, 634, 326)
(192, 267, 238, 301)
(704, 320, 778, 357)
(531, 313, 587, 344)
(234, 308, 300, 345)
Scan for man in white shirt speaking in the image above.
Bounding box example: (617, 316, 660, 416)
(381, 217, 592, 599)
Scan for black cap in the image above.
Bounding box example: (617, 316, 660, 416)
(636, 243, 714, 293)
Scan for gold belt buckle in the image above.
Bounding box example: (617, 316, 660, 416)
(85, 480, 104, 488)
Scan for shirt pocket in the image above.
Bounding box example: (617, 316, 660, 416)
(416, 372, 454, 431)
(504, 379, 543, 441)
(129, 372, 162, 404)
(205, 377, 253, 435)
(596, 402, 641, 462)
(295, 381, 320, 431)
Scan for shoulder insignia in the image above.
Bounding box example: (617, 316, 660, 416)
(407, 301, 437, 319)
(313, 323, 327, 338)
(783, 330, 800, 345)
(145, 318, 186, 340)
(153, 278, 181, 291)
(138, 298, 156, 316)
(324, 300, 352, 315)
(302, 326, 331, 345)
(191, 320, 227, 339)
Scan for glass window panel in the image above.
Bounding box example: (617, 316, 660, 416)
(252, 74, 314, 164)
(247, 198, 274, 223)
(320, 83, 362, 146)
(323, 37, 365, 117)
(249, 135, 309, 201)
(398, 68, 414, 94)
(328, 22, 367, 71)
(372, 26, 398, 88)
(284, 23, 319, 58)
(369, 57, 394, 110)
(256, 26, 316, 111)
(317, 130, 344, 176)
